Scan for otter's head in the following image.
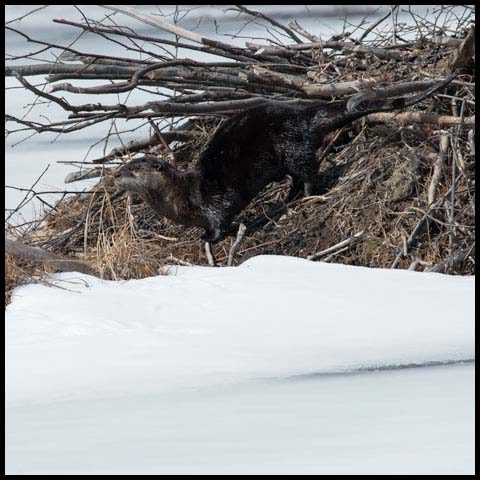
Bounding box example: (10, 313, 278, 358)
(113, 155, 175, 194)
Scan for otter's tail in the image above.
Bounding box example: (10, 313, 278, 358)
(346, 73, 458, 115)
(307, 73, 457, 142)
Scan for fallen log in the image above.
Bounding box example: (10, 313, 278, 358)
(5, 237, 100, 277)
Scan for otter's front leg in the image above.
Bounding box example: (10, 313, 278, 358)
(202, 207, 239, 243)
(202, 224, 230, 244)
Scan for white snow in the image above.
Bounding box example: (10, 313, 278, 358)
(6, 255, 474, 404)
(5, 255, 475, 474)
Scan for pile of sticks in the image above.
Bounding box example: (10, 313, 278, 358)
(4, 5, 475, 290)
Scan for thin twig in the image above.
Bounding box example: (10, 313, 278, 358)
(308, 231, 365, 261)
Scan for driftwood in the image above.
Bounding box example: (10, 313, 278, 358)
(5, 237, 100, 277)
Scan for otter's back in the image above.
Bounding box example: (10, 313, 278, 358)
(196, 104, 320, 193)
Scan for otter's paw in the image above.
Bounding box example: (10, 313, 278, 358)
(202, 228, 226, 244)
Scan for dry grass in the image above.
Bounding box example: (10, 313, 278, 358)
(5, 252, 56, 305)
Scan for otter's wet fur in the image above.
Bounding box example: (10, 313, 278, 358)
(114, 76, 455, 242)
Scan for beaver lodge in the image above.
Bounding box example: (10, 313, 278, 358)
(5, 5, 475, 304)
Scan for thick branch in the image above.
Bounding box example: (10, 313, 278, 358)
(5, 237, 100, 277)
(5, 63, 134, 77)
(303, 78, 377, 97)
(366, 112, 475, 126)
(247, 39, 402, 61)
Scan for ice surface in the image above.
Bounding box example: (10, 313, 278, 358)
(6, 365, 475, 475)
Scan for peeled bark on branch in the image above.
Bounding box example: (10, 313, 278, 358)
(247, 67, 377, 96)
(366, 112, 475, 126)
(302, 78, 377, 97)
(246, 39, 402, 61)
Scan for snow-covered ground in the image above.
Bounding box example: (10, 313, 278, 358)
(5, 255, 475, 474)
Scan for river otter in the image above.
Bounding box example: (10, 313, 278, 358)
(114, 76, 455, 243)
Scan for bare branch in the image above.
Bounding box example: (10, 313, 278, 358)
(234, 5, 303, 44)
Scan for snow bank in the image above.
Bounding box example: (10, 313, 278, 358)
(6, 255, 474, 405)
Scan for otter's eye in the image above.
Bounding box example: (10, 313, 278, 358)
(155, 163, 164, 171)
